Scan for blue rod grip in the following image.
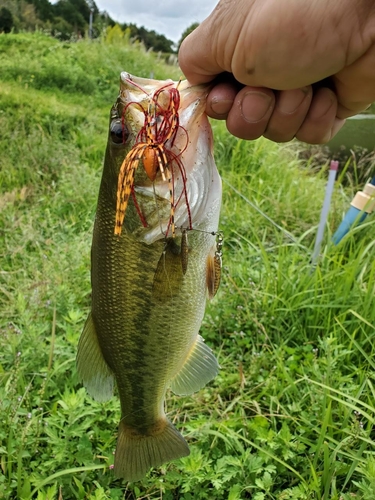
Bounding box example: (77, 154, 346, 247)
(332, 206, 367, 244)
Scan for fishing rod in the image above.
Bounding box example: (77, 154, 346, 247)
(311, 160, 338, 264)
(333, 175, 375, 244)
(225, 162, 375, 260)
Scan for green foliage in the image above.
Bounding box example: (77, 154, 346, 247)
(105, 24, 129, 46)
(52, 0, 95, 37)
(6, 0, 101, 34)
(106, 22, 176, 54)
(1, 31, 375, 499)
(0, 0, 176, 51)
(0, 31, 179, 110)
(299, 143, 375, 189)
(124, 24, 175, 53)
(0, 6, 13, 32)
(29, 0, 55, 22)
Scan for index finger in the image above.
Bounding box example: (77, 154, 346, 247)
(178, 25, 224, 85)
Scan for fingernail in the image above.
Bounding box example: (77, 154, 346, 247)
(278, 88, 309, 114)
(310, 93, 335, 119)
(210, 98, 233, 116)
(240, 92, 272, 123)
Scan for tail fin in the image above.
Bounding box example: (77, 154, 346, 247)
(114, 418, 190, 481)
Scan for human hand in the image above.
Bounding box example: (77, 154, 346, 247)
(178, 0, 375, 144)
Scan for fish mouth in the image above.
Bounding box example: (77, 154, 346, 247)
(117, 72, 220, 244)
(120, 72, 200, 96)
(119, 72, 211, 136)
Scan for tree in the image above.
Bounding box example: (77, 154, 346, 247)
(0, 0, 174, 50)
(177, 22, 199, 52)
(0, 6, 13, 32)
(25, 0, 54, 21)
(53, 0, 87, 35)
(121, 23, 174, 53)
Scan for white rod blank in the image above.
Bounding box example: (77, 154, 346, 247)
(311, 160, 339, 265)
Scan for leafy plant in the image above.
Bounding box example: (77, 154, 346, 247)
(1, 31, 375, 499)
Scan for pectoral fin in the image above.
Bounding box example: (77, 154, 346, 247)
(76, 312, 114, 402)
(170, 335, 219, 396)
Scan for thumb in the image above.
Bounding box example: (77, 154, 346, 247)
(178, 22, 227, 85)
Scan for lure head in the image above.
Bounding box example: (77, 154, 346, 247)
(106, 72, 221, 244)
(142, 147, 159, 182)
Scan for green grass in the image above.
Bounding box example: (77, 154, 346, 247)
(1, 31, 375, 499)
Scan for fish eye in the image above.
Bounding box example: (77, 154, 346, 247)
(110, 119, 129, 144)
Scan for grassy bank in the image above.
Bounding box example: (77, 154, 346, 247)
(1, 32, 375, 500)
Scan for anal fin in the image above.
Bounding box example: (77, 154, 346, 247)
(76, 312, 114, 402)
(170, 335, 219, 396)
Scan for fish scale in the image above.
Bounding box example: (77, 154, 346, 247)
(77, 73, 222, 481)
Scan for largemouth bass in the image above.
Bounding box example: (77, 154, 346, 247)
(77, 72, 222, 482)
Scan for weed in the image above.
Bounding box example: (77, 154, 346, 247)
(1, 31, 375, 499)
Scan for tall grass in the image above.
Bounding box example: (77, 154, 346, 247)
(1, 32, 375, 499)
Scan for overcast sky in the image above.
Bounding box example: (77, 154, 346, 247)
(93, 0, 218, 43)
